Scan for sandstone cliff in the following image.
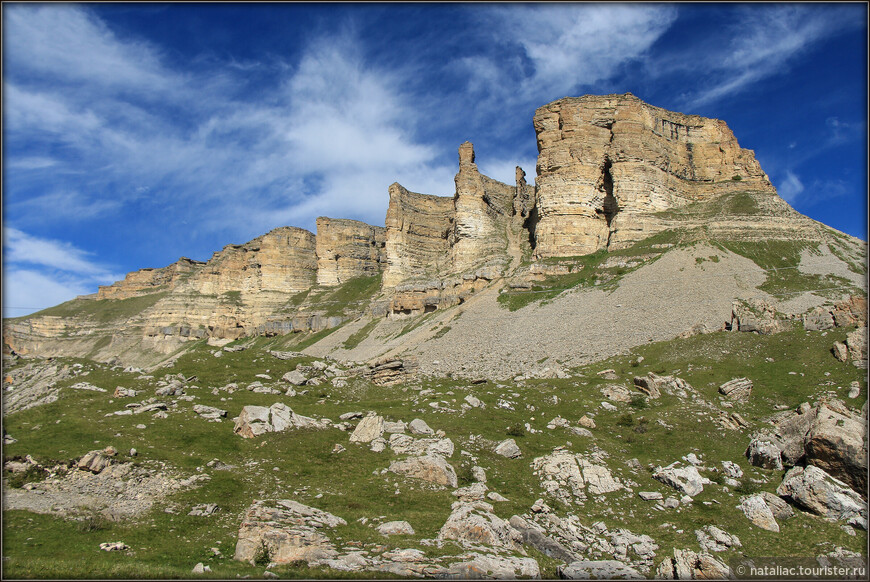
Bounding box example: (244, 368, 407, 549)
(97, 257, 204, 300)
(4, 93, 865, 368)
(533, 93, 776, 256)
(315, 218, 386, 287)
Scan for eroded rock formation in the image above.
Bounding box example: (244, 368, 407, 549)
(97, 257, 204, 300)
(315, 218, 385, 287)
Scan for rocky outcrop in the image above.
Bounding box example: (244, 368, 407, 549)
(382, 183, 454, 288)
(533, 93, 776, 257)
(315, 217, 385, 286)
(776, 465, 866, 523)
(97, 257, 204, 300)
(233, 500, 346, 565)
(382, 143, 529, 288)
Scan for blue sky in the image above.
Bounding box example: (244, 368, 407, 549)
(2, 2, 867, 318)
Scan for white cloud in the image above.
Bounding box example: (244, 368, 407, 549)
(3, 4, 176, 94)
(4, 228, 115, 277)
(1, 268, 111, 319)
(6, 157, 59, 170)
(685, 5, 858, 107)
(484, 5, 678, 101)
(10, 191, 121, 223)
(777, 170, 805, 203)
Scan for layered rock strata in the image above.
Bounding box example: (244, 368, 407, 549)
(533, 93, 776, 257)
(97, 257, 204, 300)
(315, 218, 385, 287)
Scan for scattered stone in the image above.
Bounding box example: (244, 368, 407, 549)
(100, 541, 129, 552)
(189, 503, 219, 517)
(848, 382, 861, 399)
(472, 466, 487, 483)
(487, 491, 509, 502)
(719, 377, 752, 400)
(776, 465, 866, 522)
(339, 412, 363, 421)
(578, 415, 596, 429)
(652, 463, 704, 497)
(597, 369, 619, 380)
(639, 491, 663, 501)
(453, 482, 489, 502)
(332, 444, 346, 454)
(494, 438, 522, 459)
(191, 562, 211, 574)
(600, 402, 618, 411)
(695, 525, 741, 553)
(746, 437, 783, 470)
(282, 370, 308, 386)
(389, 434, 454, 458)
(377, 521, 415, 536)
(383, 420, 406, 433)
(349, 414, 384, 444)
(720, 461, 743, 480)
(602, 385, 633, 403)
(193, 404, 228, 420)
(408, 418, 434, 435)
(833, 341, 849, 362)
(559, 560, 643, 580)
(437, 501, 523, 552)
(738, 494, 780, 532)
(233, 499, 346, 565)
(70, 382, 107, 392)
(388, 455, 458, 488)
(509, 515, 576, 563)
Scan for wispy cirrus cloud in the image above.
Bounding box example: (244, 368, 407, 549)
(459, 4, 677, 104)
(679, 5, 861, 107)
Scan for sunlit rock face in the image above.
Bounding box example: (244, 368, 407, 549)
(532, 93, 776, 257)
(315, 217, 385, 287)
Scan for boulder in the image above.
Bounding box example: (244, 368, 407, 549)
(494, 439, 522, 459)
(738, 494, 779, 532)
(633, 374, 662, 399)
(509, 515, 577, 563)
(832, 341, 849, 362)
(282, 370, 308, 386)
(695, 525, 741, 553)
(776, 465, 866, 522)
(602, 385, 633, 403)
(720, 461, 743, 480)
(746, 437, 783, 470)
(348, 414, 384, 444)
(443, 553, 540, 579)
(719, 378, 752, 400)
(233, 500, 346, 566)
(408, 418, 434, 435)
(233, 405, 272, 438)
(193, 404, 227, 420)
(652, 464, 704, 497)
(760, 491, 794, 521)
(804, 402, 868, 495)
(376, 521, 415, 536)
(465, 395, 485, 408)
(388, 433, 454, 457)
(388, 455, 458, 488)
(559, 560, 643, 580)
(437, 500, 523, 552)
(655, 549, 732, 580)
(532, 449, 623, 505)
(77, 450, 112, 473)
(846, 327, 867, 366)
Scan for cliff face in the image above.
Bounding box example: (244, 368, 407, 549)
(533, 93, 775, 256)
(382, 142, 529, 290)
(97, 257, 204, 300)
(382, 184, 455, 288)
(5, 92, 862, 364)
(316, 218, 386, 287)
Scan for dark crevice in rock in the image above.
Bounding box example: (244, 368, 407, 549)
(601, 157, 618, 247)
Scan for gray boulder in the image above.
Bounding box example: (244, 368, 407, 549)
(777, 465, 866, 522)
(558, 560, 643, 580)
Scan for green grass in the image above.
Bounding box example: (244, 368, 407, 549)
(305, 275, 383, 317)
(2, 323, 865, 579)
(19, 292, 168, 324)
(342, 319, 379, 350)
